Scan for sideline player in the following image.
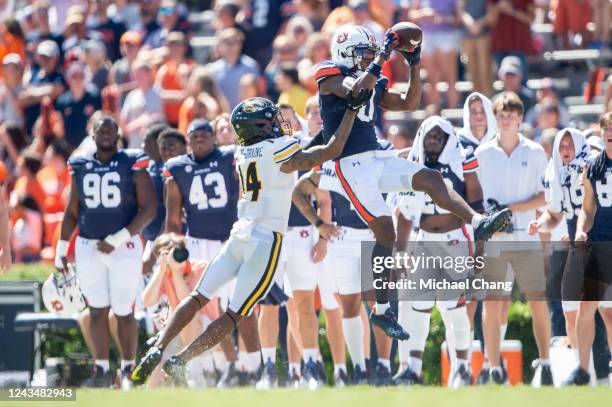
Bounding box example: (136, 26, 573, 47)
(316, 26, 512, 338)
(55, 116, 157, 386)
(131, 91, 372, 384)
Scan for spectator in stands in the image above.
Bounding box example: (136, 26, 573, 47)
(488, 0, 534, 82)
(551, 0, 592, 49)
(0, 53, 24, 127)
(294, 0, 329, 31)
(62, 10, 91, 55)
(305, 95, 323, 137)
(533, 99, 562, 141)
(25, 1, 64, 67)
(109, 31, 141, 106)
(12, 151, 45, 215)
(591, 0, 610, 48)
(207, 28, 259, 110)
(348, 0, 384, 44)
(213, 113, 236, 146)
(108, 0, 142, 31)
(120, 59, 164, 148)
(87, 0, 127, 62)
(264, 34, 299, 102)
(38, 140, 70, 244)
(241, 0, 295, 68)
(278, 103, 308, 137)
(158, 0, 193, 40)
(21, 40, 66, 136)
(55, 62, 102, 149)
(525, 78, 570, 128)
(286, 15, 314, 58)
(297, 33, 330, 94)
(156, 31, 193, 127)
(386, 123, 414, 149)
(178, 66, 228, 134)
(0, 182, 10, 273)
(458, 0, 494, 97)
(82, 40, 110, 91)
(275, 64, 311, 118)
(213, 0, 242, 33)
(0, 18, 26, 79)
(409, 0, 461, 108)
(495, 56, 535, 112)
(9, 195, 43, 263)
(0, 123, 28, 173)
(136, 0, 160, 48)
(238, 73, 261, 101)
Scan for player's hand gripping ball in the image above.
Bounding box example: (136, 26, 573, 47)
(387, 22, 423, 65)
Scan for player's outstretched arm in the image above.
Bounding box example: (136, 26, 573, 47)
(55, 177, 81, 272)
(292, 171, 340, 241)
(280, 89, 371, 173)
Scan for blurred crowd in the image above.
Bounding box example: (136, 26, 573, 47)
(0, 0, 610, 265)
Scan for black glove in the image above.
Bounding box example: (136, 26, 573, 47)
(380, 30, 399, 59)
(398, 45, 421, 66)
(345, 88, 373, 111)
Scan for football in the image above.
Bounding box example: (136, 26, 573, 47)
(390, 22, 422, 52)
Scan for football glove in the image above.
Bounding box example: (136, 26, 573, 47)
(380, 30, 399, 59)
(345, 88, 373, 111)
(398, 45, 421, 66)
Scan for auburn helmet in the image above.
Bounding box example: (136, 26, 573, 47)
(42, 266, 86, 316)
(230, 97, 291, 146)
(331, 26, 379, 70)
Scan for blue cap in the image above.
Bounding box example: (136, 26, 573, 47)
(187, 119, 213, 134)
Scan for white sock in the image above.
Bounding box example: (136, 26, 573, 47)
(245, 351, 261, 373)
(303, 348, 317, 363)
(471, 214, 485, 228)
(237, 351, 246, 371)
(261, 347, 276, 364)
(375, 303, 390, 315)
(538, 358, 550, 366)
(378, 358, 390, 369)
(120, 359, 135, 370)
(201, 352, 215, 373)
(95, 359, 110, 373)
(334, 363, 346, 374)
(213, 351, 228, 372)
(457, 358, 469, 368)
(410, 309, 431, 353)
(491, 366, 502, 374)
(342, 316, 365, 369)
(398, 302, 414, 367)
(409, 357, 423, 376)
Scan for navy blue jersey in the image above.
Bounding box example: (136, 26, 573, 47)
(69, 149, 148, 239)
(316, 61, 388, 159)
(288, 170, 313, 227)
(143, 160, 165, 241)
(587, 153, 612, 240)
(164, 147, 239, 241)
(560, 178, 583, 241)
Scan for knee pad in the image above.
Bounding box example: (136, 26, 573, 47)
(445, 306, 471, 351)
(409, 309, 431, 352)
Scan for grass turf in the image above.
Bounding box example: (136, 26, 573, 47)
(36, 386, 612, 407)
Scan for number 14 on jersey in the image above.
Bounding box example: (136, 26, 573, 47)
(238, 162, 262, 202)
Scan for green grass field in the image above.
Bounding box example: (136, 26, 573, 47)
(32, 387, 612, 407)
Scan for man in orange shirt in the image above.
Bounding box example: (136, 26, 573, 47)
(11, 151, 45, 213)
(155, 32, 193, 127)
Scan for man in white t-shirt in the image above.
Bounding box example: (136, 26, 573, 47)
(475, 92, 552, 386)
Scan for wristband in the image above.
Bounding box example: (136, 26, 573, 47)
(315, 219, 324, 228)
(366, 63, 382, 78)
(104, 228, 131, 249)
(54, 240, 70, 269)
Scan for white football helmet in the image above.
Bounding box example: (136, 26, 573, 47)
(42, 267, 86, 316)
(331, 25, 379, 70)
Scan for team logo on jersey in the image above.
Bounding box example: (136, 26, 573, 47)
(440, 167, 449, 174)
(186, 165, 193, 173)
(336, 32, 349, 43)
(85, 162, 93, 170)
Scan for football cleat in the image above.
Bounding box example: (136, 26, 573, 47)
(162, 356, 188, 387)
(392, 366, 423, 386)
(476, 366, 490, 385)
(256, 360, 278, 390)
(131, 346, 162, 385)
(334, 368, 349, 387)
(372, 362, 392, 387)
(315, 360, 327, 386)
(531, 360, 553, 387)
(474, 208, 512, 241)
(450, 364, 472, 388)
(288, 366, 302, 389)
(202, 369, 220, 388)
(351, 364, 369, 385)
(370, 308, 410, 340)
(302, 359, 322, 390)
(120, 365, 134, 391)
(489, 368, 505, 385)
(216, 362, 241, 388)
(563, 367, 590, 386)
(82, 366, 115, 388)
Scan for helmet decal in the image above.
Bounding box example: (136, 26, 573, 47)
(242, 98, 267, 113)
